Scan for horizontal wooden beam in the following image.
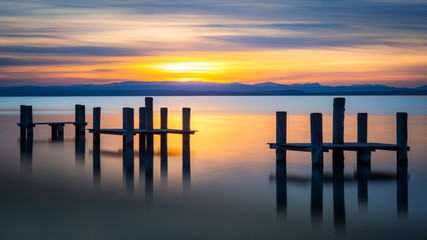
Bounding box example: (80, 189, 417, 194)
(89, 128, 196, 135)
(269, 142, 410, 152)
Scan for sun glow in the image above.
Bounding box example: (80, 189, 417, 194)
(149, 62, 226, 73)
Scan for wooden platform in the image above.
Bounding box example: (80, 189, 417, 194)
(269, 142, 410, 152)
(89, 128, 196, 135)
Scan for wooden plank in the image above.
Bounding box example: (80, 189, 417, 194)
(135, 129, 196, 134)
(89, 129, 127, 135)
(31, 121, 86, 125)
(269, 142, 409, 151)
(268, 143, 313, 152)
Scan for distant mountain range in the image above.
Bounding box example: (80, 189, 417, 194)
(1, 81, 426, 96)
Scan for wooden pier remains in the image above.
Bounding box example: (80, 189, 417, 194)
(268, 97, 410, 167)
(88, 97, 196, 194)
(18, 104, 88, 141)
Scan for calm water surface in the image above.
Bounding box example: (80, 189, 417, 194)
(0, 96, 427, 239)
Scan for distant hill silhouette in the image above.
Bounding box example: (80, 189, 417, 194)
(0, 81, 426, 96)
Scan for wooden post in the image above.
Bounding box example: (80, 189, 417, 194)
(123, 107, 134, 146)
(93, 107, 101, 188)
(310, 113, 323, 166)
(75, 104, 86, 135)
(25, 105, 33, 136)
(182, 108, 191, 191)
(357, 113, 370, 165)
(93, 107, 101, 142)
(396, 112, 408, 164)
(276, 112, 287, 163)
(145, 97, 153, 130)
(333, 97, 345, 165)
(160, 108, 168, 186)
(183, 108, 191, 131)
(19, 105, 27, 137)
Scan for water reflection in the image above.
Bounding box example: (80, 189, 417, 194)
(19, 133, 33, 176)
(274, 159, 409, 231)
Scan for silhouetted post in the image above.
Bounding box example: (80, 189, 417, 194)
(333, 98, 345, 165)
(276, 112, 287, 163)
(25, 105, 33, 136)
(123, 108, 134, 146)
(75, 105, 85, 164)
(311, 113, 323, 166)
(183, 108, 191, 191)
(357, 113, 370, 165)
(19, 105, 27, 138)
(161, 107, 168, 186)
(93, 107, 101, 187)
(139, 107, 146, 185)
(122, 107, 134, 195)
(311, 166, 323, 223)
(145, 97, 153, 130)
(396, 113, 408, 164)
(144, 100, 154, 202)
(276, 161, 287, 217)
(75, 104, 86, 136)
(397, 164, 408, 217)
(333, 164, 346, 231)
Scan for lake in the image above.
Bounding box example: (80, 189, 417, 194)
(1, 96, 427, 239)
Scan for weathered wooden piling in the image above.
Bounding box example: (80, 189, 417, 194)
(19, 105, 27, 138)
(310, 113, 323, 166)
(25, 105, 33, 136)
(93, 107, 101, 187)
(182, 108, 191, 190)
(333, 98, 345, 164)
(74, 104, 86, 135)
(160, 108, 168, 184)
(396, 112, 408, 164)
(357, 113, 370, 165)
(276, 112, 287, 163)
(123, 108, 134, 146)
(145, 97, 153, 130)
(397, 164, 408, 216)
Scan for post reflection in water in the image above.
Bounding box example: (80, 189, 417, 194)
(144, 134, 154, 202)
(275, 151, 287, 217)
(123, 140, 134, 195)
(311, 166, 323, 224)
(274, 156, 409, 231)
(19, 132, 33, 175)
(333, 163, 346, 232)
(397, 164, 408, 217)
(93, 133, 101, 188)
(183, 133, 191, 193)
(75, 130, 85, 168)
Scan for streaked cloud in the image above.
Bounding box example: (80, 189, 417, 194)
(0, 0, 426, 86)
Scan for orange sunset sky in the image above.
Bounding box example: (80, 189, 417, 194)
(1, 0, 427, 87)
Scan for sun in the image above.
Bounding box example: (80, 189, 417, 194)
(149, 62, 225, 73)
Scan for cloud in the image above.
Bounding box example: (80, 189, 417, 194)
(0, 46, 144, 56)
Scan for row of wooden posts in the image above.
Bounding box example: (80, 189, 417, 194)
(270, 97, 409, 166)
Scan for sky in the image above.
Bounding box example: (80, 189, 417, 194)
(1, 0, 427, 87)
